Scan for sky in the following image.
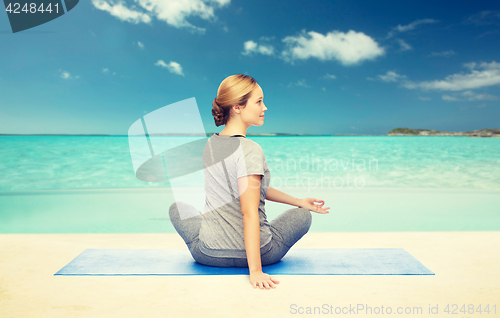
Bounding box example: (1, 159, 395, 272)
(1, 0, 499, 135)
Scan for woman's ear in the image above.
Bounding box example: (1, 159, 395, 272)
(232, 104, 241, 114)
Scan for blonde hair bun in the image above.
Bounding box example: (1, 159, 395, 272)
(211, 74, 257, 127)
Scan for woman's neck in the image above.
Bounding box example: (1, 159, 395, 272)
(219, 128, 247, 137)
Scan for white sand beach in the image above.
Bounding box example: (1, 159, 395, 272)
(1, 231, 499, 317)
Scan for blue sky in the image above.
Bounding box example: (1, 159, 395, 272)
(1, 0, 499, 135)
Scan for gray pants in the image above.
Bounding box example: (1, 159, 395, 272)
(169, 202, 312, 267)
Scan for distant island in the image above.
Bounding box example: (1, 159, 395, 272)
(387, 128, 500, 137)
(1, 129, 499, 137)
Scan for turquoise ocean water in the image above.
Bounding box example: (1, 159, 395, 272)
(0, 135, 499, 233)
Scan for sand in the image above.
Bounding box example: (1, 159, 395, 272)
(0, 231, 499, 318)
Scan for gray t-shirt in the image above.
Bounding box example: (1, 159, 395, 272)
(199, 133, 272, 258)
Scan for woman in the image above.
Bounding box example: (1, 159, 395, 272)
(169, 74, 330, 289)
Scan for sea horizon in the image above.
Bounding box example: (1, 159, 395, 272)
(2, 127, 499, 137)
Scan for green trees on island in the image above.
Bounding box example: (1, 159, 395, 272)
(387, 127, 500, 136)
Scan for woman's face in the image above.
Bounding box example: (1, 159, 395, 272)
(239, 84, 267, 127)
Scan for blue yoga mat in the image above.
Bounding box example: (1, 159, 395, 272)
(54, 248, 434, 275)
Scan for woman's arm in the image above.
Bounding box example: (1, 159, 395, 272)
(238, 175, 279, 289)
(266, 187, 331, 214)
(265, 186, 301, 207)
(238, 175, 263, 273)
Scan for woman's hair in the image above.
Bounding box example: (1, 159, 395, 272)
(212, 74, 258, 127)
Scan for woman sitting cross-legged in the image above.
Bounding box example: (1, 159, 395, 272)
(169, 74, 330, 290)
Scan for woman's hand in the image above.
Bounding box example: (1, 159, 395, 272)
(297, 198, 330, 214)
(249, 270, 280, 289)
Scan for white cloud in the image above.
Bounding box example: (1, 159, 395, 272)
(281, 29, 384, 66)
(323, 73, 336, 80)
(102, 68, 116, 75)
(242, 40, 275, 56)
(91, 0, 152, 24)
(403, 61, 500, 91)
(462, 90, 497, 100)
(397, 39, 412, 51)
(442, 95, 460, 102)
(155, 60, 184, 76)
(463, 62, 477, 70)
(137, 41, 144, 49)
(387, 18, 438, 38)
(259, 36, 275, 41)
(91, 0, 231, 33)
(377, 62, 500, 102)
(429, 50, 456, 57)
(464, 11, 500, 25)
(59, 70, 79, 79)
(442, 90, 498, 102)
(378, 71, 407, 82)
(396, 19, 438, 32)
(418, 96, 431, 101)
(287, 79, 310, 88)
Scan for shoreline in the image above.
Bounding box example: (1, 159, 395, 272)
(1, 186, 499, 233)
